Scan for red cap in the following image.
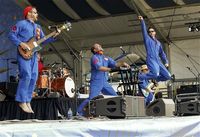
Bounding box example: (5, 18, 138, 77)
(23, 6, 33, 18)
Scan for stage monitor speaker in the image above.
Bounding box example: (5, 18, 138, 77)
(146, 98, 175, 116)
(95, 96, 145, 118)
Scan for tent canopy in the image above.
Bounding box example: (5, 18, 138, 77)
(14, 0, 200, 79)
(20, 0, 200, 51)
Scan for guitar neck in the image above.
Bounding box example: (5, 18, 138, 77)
(36, 31, 56, 45)
(36, 22, 71, 45)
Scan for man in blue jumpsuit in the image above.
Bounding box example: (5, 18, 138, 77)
(8, 6, 60, 113)
(138, 65, 155, 106)
(77, 43, 130, 116)
(138, 16, 172, 82)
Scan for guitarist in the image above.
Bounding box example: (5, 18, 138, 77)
(138, 65, 156, 106)
(8, 6, 60, 113)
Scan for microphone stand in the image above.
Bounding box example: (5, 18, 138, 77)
(186, 67, 198, 80)
(168, 40, 200, 96)
(198, 73, 200, 94)
(186, 55, 200, 94)
(186, 67, 199, 93)
(61, 37, 83, 116)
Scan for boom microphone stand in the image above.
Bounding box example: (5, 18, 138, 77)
(170, 40, 200, 94)
(61, 38, 82, 116)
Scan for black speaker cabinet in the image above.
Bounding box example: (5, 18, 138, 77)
(0, 82, 18, 98)
(146, 98, 175, 116)
(95, 96, 146, 118)
(176, 100, 200, 115)
(175, 93, 200, 115)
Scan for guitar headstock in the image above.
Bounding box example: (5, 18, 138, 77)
(60, 22, 72, 31)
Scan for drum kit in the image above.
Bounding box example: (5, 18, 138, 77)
(36, 65, 75, 98)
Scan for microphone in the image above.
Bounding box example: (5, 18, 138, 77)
(186, 66, 191, 70)
(120, 46, 126, 54)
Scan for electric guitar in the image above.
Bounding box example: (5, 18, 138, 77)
(18, 22, 72, 59)
(141, 82, 159, 98)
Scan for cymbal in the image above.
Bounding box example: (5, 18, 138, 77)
(53, 62, 60, 65)
(0, 68, 10, 73)
(51, 62, 60, 67)
(117, 53, 140, 64)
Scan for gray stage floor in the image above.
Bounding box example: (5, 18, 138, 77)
(0, 116, 200, 137)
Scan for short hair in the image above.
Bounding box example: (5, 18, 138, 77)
(147, 26, 155, 33)
(91, 46, 95, 54)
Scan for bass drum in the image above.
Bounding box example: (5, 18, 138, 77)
(64, 77, 75, 98)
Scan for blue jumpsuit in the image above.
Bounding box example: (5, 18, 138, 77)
(77, 54, 118, 115)
(8, 19, 53, 103)
(140, 20, 171, 82)
(138, 72, 154, 106)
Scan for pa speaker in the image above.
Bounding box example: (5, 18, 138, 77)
(95, 96, 146, 118)
(146, 98, 175, 116)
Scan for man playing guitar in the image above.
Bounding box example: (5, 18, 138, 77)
(138, 65, 157, 106)
(8, 6, 61, 113)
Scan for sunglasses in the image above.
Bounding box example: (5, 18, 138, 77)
(148, 30, 155, 33)
(142, 69, 148, 71)
(31, 11, 38, 15)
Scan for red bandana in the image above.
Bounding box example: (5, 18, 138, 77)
(23, 6, 33, 18)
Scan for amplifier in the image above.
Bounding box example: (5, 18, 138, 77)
(177, 85, 199, 94)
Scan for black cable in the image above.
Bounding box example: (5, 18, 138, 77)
(166, 0, 178, 39)
(170, 40, 200, 68)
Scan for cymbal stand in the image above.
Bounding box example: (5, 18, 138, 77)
(48, 70, 52, 93)
(74, 87, 80, 116)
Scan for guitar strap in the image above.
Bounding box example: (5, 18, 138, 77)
(36, 27, 41, 40)
(33, 24, 41, 40)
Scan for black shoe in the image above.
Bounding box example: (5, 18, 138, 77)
(171, 74, 175, 82)
(152, 79, 158, 87)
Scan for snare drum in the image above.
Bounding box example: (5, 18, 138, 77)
(37, 75, 48, 88)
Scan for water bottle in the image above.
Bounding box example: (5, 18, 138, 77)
(67, 108, 73, 120)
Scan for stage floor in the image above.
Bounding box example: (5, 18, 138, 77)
(0, 116, 200, 137)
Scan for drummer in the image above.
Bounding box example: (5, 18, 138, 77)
(62, 68, 70, 78)
(37, 52, 44, 74)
